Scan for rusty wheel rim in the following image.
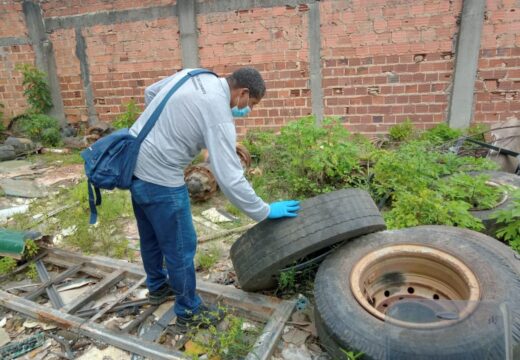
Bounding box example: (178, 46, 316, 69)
(350, 244, 481, 329)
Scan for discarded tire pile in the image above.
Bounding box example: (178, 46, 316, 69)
(230, 189, 520, 359)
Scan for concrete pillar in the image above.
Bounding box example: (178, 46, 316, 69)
(178, 0, 199, 68)
(22, 1, 66, 126)
(308, 2, 324, 125)
(75, 28, 98, 126)
(447, 0, 486, 129)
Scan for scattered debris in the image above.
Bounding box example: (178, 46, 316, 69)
(0, 327, 10, 347)
(76, 345, 129, 360)
(40, 148, 71, 154)
(193, 215, 222, 231)
(201, 208, 233, 223)
(487, 117, 520, 173)
(280, 343, 313, 360)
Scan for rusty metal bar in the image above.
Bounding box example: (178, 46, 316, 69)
(246, 298, 297, 360)
(76, 299, 149, 318)
(89, 277, 146, 322)
(35, 260, 64, 309)
(121, 304, 159, 334)
(63, 270, 125, 314)
(25, 263, 83, 301)
(0, 289, 188, 360)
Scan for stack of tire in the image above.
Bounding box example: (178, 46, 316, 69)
(230, 179, 520, 359)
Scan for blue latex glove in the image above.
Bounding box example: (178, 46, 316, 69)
(268, 200, 301, 219)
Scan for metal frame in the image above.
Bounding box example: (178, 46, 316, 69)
(0, 248, 296, 360)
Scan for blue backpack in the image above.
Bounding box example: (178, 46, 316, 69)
(81, 69, 217, 224)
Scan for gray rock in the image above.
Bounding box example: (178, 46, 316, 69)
(0, 145, 16, 161)
(4, 137, 36, 154)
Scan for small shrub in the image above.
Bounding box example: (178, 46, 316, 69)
(24, 239, 39, 259)
(277, 267, 297, 292)
(0, 257, 17, 275)
(438, 173, 503, 210)
(419, 123, 463, 144)
(264, 116, 361, 197)
(0, 102, 5, 131)
(18, 113, 62, 146)
(16, 63, 52, 114)
(26, 263, 38, 281)
(113, 99, 141, 129)
(384, 189, 484, 231)
(491, 189, 520, 253)
(192, 309, 258, 360)
(388, 119, 414, 142)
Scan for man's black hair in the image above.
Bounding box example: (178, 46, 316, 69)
(227, 67, 266, 99)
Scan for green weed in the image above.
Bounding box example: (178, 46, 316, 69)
(277, 267, 297, 292)
(26, 263, 38, 281)
(113, 99, 141, 129)
(388, 119, 414, 142)
(224, 203, 241, 217)
(191, 308, 259, 360)
(18, 113, 61, 146)
(339, 348, 365, 360)
(491, 189, 520, 253)
(16, 63, 52, 114)
(24, 239, 39, 258)
(195, 245, 221, 271)
(0, 257, 17, 275)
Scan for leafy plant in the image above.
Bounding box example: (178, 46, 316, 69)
(24, 239, 39, 258)
(438, 173, 502, 210)
(16, 63, 52, 114)
(26, 263, 38, 281)
(113, 99, 141, 129)
(277, 267, 297, 292)
(261, 116, 362, 197)
(0, 102, 5, 131)
(340, 348, 365, 360)
(384, 188, 484, 230)
(388, 119, 414, 142)
(419, 123, 463, 145)
(18, 113, 61, 146)
(195, 245, 221, 271)
(242, 129, 277, 164)
(191, 309, 258, 360)
(491, 189, 520, 253)
(0, 257, 17, 275)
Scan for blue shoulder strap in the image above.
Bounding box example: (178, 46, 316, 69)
(136, 69, 217, 144)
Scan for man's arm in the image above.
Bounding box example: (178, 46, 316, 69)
(204, 122, 270, 222)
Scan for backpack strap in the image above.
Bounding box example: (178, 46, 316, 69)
(87, 180, 102, 224)
(135, 69, 217, 144)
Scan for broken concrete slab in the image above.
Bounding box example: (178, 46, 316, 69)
(77, 345, 130, 360)
(0, 160, 34, 175)
(0, 327, 10, 347)
(0, 179, 48, 198)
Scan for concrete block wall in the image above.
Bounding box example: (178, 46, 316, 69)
(0, 0, 519, 135)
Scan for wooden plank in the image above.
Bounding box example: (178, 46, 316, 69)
(89, 277, 146, 322)
(0, 289, 189, 360)
(25, 263, 83, 301)
(35, 260, 64, 309)
(246, 299, 297, 360)
(63, 270, 125, 314)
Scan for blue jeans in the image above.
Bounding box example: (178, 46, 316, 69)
(130, 178, 202, 317)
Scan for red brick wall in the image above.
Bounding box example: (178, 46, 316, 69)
(83, 17, 181, 123)
(50, 28, 87, 123)
(1, 0, 519, 134)
(0, 1, 35, 120)
(321, 0, 462, 134)
(198, 5, 312, 136)
(474, 0, 520, 126)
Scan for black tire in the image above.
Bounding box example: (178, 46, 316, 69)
(230, 189, 386, 292)
(314, 226, 520, 360)
(468, 171, 520, 236)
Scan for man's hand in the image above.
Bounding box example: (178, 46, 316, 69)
(268, 200, 300, 219)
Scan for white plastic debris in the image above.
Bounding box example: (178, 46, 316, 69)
(201, 208, 232, 223)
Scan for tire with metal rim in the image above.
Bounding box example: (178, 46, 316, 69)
(230, 189, 386, 292)
(314, 226, 520, 360)
(467, 170, 520, 236)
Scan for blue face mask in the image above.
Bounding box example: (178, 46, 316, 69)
(231, 94, 251, 117)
